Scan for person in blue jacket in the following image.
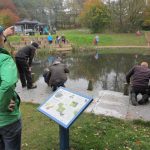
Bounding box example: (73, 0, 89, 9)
(47, 34, 53, 44)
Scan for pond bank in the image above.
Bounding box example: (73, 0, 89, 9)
(16, 80, 150, 122)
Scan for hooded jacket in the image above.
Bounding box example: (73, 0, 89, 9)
(48, 61, 69, 86)
(0, 47, 21, 127)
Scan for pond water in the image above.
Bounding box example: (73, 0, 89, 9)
(32, 52, 150, 95)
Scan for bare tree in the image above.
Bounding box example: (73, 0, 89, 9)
(108, 0, 146, 32)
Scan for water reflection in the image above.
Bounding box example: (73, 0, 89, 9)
(32, 52, 150, 93)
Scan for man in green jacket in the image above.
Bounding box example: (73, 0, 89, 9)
(0, 26, 22, 150)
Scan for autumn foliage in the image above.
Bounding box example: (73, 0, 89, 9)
(0, 0, 16, 12)
(79, 0, 110, 33)
(0, 0, 19, 27)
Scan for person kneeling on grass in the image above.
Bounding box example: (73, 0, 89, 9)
(126, 61, 150, 106)
(43, 58, 69, 91)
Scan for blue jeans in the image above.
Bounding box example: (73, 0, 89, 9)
(0, 119, 22, 150)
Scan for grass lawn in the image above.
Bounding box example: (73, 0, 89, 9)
(8, 29, 147, 48)
(58, 29, 147, 46)
(21, 103, 150, 150)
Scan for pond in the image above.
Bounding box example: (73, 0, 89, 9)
(32, 52, 150, 95)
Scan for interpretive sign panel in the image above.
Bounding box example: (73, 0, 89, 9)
(38, 87, 93, 128)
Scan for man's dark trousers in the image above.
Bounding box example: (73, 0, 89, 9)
(52, 82, 65, 91)
(130, 86, 149, 105)
(15, 58, 33, 88)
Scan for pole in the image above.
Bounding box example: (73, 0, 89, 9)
(59, 125, 69, 150)
(87, 79, 93, 91)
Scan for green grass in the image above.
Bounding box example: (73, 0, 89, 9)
(58, 29, 147, 46)
(8, 35, 21, 43)
(8, 29, 147, 48)
(21, 103, 150, 150)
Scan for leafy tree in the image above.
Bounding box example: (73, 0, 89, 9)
(0, 0, 19, 27)
(107, 0, 145, 32)
(0, 9, 19, 27)
(0, 0, 16, 12)
(12, 0, 64, 28)
(12, 0, 44, 20)
(79, 0, 110, 33)
(63, 0, 85, 28)
(142, 1, 150, 30)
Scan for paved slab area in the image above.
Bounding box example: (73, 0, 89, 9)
(85, 90, 150, 121)
(16, 80, 150, 121)
(85, 91, 129, 119)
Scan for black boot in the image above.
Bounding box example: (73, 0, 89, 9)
(138, 94, 149, 105)
(22, 85, 26, 88)
(27, 84, 37, 89)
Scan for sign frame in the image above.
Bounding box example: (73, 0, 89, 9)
(38, 87, 93, 129)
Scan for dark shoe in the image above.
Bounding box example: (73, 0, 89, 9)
(22, 85, 26, 88)
(27, 85, 37, 89)
(130, 93, 138, 106)
(138, 100, 148, 105)
(138, 94, 149, 105)
(52, 86, 57, 92)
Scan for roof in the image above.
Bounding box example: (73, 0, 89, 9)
(15, 19, 46, 26)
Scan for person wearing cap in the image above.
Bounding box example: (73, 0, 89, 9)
(15, 42, 39, 89)
(47, 57, 69, 91)
(0, 26, 22, 150)
(126, 62, 150, 106)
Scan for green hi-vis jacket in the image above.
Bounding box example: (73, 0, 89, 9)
(0, 47, 21, 127)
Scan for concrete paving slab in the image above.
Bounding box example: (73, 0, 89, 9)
(16, 79, 150, 121)
(16, 78, 52, 104)
(86, 90, 129, 119)
(127, 103, 150, 121)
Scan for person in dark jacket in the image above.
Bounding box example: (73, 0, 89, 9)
(47, 58, 69, 91)
(126, 62, 150, 106)
(15, 42, 39, 89)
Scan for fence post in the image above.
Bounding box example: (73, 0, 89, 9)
(87, 79, 93, 91)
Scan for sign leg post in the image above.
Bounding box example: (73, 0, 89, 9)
(59, 125, 69, 150)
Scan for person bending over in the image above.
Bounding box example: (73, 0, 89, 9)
(126, 62, 150, 106)
(15, 42, 39, 89)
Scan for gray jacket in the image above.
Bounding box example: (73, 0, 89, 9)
(48, 62, 69, 86)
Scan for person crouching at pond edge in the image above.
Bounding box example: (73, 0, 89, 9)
(126, 62, 150, 106)
(46, 58, 69, 91)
